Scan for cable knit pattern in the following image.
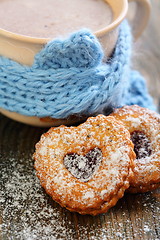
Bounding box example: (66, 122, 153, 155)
(0, 21, 156, 118)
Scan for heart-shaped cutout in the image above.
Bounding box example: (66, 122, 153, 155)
(64, 148, 102, 182)
(131, 130, 152, 159)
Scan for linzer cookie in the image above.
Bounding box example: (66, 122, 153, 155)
(34, 115, 135, 215)
(111, 105, 160, 193)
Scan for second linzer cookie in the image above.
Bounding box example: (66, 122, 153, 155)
(111, 105, 160, 193)
(34, 115, 135, 215)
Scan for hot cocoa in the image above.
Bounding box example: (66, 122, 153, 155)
(0, 0, 112, 38)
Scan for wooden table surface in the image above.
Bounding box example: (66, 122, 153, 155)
(0, 1, 160, 239)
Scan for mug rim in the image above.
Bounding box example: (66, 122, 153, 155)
(0, 0, 128, 43)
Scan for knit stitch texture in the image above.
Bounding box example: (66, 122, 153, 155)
(0, 21, 156, 118)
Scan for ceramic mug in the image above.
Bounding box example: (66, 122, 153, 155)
(0, 0, 151, 126)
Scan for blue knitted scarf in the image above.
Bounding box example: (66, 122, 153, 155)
(0, 21, 156, 119)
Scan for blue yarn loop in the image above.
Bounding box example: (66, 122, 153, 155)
(122, 70, 156, 111)
(0, 21, 156, 118)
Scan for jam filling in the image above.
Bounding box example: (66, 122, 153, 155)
(64, 148, 102, 182)
(131, 131, 152, 159)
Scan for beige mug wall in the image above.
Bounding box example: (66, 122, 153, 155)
(0, 0, 151, 126)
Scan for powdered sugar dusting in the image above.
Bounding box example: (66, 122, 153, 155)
(126, 116, 142, 128)
(0, 148, 159, 239)
(0, 157, 76, 239)
(83, 191, 95, 200)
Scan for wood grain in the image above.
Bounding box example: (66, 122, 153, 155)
(0, 1, 160, 239)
